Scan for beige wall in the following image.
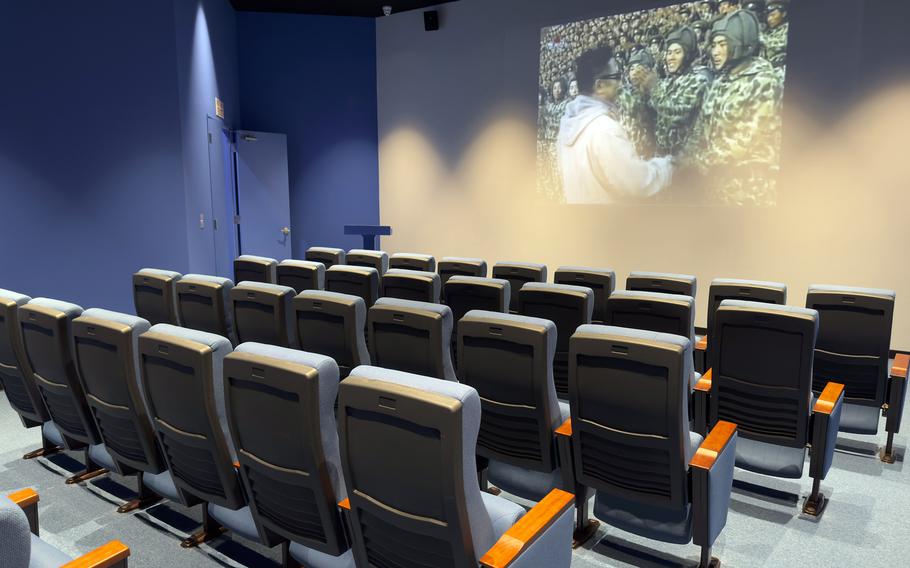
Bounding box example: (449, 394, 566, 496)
(376, 0, 910, 349)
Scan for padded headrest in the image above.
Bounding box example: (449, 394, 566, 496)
(279, 259, 325, 271)
(27, 298, 83, 318)
(557, 265, 616, 277)
(296, 290, 367, 326)
(808, 284, 895, 300)
(235, 342, 338, 383)
(576, 324, 691, 352)
(234, 281, 296, 296)
(349, 365, 477, 408)
(462, 309, 557, 357)
(610, 289, 695, 306)
(327, 265, 379, 278)
(0, 288, 31, 306)
(446, 275, 509, 289)
(181, 274, 234, 288)
(236, 255, 278, 266)
(392, 252, 435, 262)
(307, 246, 345, 255)
(374, 297, 452, 321)
(628, 271, 696, 283)
(712, 278, 787, 293)
(384, 268, 441, 282)
(81, 308, 150, 333)
(147, 323, 233, 354)
(719, 299, 818, 321)
(136, 268, 182, 280)
(522, 281, 594, 301)
(440, 256, 486, 265)
(494, 261, 547, 274)
(348, 249, 389, 272)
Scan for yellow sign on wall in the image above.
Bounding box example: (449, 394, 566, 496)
(215, 97, 225, 119)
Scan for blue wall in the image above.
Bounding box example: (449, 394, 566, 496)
(236, 13, 380, 252)
(0, 1, 188, 312)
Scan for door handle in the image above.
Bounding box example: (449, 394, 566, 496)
(281, 227, 290, 236)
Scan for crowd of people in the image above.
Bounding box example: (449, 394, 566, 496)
(537, 0, 790, 206)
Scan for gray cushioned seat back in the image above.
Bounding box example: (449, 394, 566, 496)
(807, 285, 895, 410)
(0, 289, 49, 424)
(224, 343, 349, 554)
(234, 255, 278, 285)
(518, 282, 595, 396)
(710, 301, 818, 449)
(444, 276, 511, 325)
(176, 274, 235, 344)
(438, 257, 488, 302)
(19, 298, 98, 448)
(368, 298, 456, 381)
(390, 252, 437, 272)
(133, 268, 182, 326)
(346, 249, 389, 275)
(338, 365, 496, 566)
(554, 266, 617, 324)
(325, 266, 380, 308)
(626, 271, 697, 298)
(492, 262, 548, 313)
(0, 495, 31, 568)
(458, 310, 561, 472)
(606, 290, 696, 344)
(707, 278, 787, 333)
(569, 325, 695, 514)
(277, 259, 325, 293)
(381, 268, 441, 303)
(305, 247, 346, 269)
(231, 281, 296, 348)
(137, 324, 241, 509)
(293, 290, 370, 378)
(73, 309, 164, 473)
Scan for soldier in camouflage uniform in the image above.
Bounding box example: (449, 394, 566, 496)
(646, 26, 711, 156)
(684, 9, 783, 205)
(618, 49, 658, 159)
(538, 79, 570, 201)
(762, 0, 789, 69)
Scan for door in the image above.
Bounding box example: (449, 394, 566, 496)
(234, 130, 292, 260)
(207, 117, 238, 278)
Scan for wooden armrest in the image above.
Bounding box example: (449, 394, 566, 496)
(338, 498, 351, 511)
(60, 541, 130, 568)
(7, 488, 39, 509)
(690, 420, 737, 470)
(695, 336, 708, 351)
(233, 461, 240, 469)
(694, 368, 712, 392)
(479, 489, 574, 568)
(555, 418, 572, 437)
(891, 353, 909, 379)
(813, 382, 845, 414)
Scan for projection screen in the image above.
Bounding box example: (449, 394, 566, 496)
(537, 1, 790, 206)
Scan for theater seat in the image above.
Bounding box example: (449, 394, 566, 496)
(438, 256, 488, 297)
(325, 265, 380, 309)
(458, 310, 568, 502)
(0, 289, 60, 460)
(518, 282, 594, 397)
(277, 259, 325, 293)
(367, 298, 456, 381)
(554, 266, 616, 324)
(390, 252, 436, 272)
(605, 290, 695, 344)
(492, 261, 548, 314)
(234, 255, 278, 284)
(294, 290, 370, 378)
(337, 366, 574, 568)
(806, 285, 905, 462)
(132, 268, 182, 326)
(175, 274, 235, 345)
(223, 343, 354, 566)
(2, 489, 131, 567)
(381, 268, 441, 303)
(559, 325, 737, 567)
(695, 301, 844, 517)
(19, 298, 121, 484)
(230, 282, 296, 348)
(305, 246, 346, 269)
(73, 308, 173, 513)
(345, 249, 389, 275)
(695, 278, 787, 373)
(626, 271, 697, 297)
(443, 276, 510, 368)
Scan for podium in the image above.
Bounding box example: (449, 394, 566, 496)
(344, 225, 392, 251)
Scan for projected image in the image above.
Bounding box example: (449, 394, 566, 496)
(537, 0, 790, 206)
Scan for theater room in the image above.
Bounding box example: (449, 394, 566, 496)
(1, 0, 909, 566)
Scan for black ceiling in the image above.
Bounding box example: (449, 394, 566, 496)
(230, 0, 458, 18)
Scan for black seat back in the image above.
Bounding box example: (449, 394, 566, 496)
(605, 290, 695, 343)
(438, 258, 488, 303)
(132, 269, 181, 326)
(231, 282, 296, 348)
(492, 262, 547, 314)
(707, 279, 787, 334)
(294, 290, 369, 378)
(390, 253, 437, 272)
(234, 255, 278, 284)
(305, 247, 346, 269)
(458, 311, 560, 472)
(346, 249, 389, 275)
(710, 301, 818, 447)
(626, 271, 696, 297)
(0, 290, 49, 425)
(554, 266, 616, 324)
(368, 298, 455, 381)
(325, 266, 380, 309)
(277, 259, 325, 294)
(381, 269, 441, 303)
(176, 275, 235, 344)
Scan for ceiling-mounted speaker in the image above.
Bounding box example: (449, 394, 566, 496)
(424, 10, 439, 31)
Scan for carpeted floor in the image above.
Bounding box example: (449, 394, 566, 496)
(1, 384, 907, 567)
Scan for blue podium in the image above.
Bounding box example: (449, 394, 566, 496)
(344, 225, 392, 251)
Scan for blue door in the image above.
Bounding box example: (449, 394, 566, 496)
(207, 117, 238, 278)
(234, 131, 292, 260)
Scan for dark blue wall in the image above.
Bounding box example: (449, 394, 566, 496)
(236, 13, 380, 252)
(0, 1, 188, 312)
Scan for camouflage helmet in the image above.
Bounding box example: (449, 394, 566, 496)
(628, 48, 656, 70)
(711, 9, 761, 64)
(666, 25, 699, 67)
